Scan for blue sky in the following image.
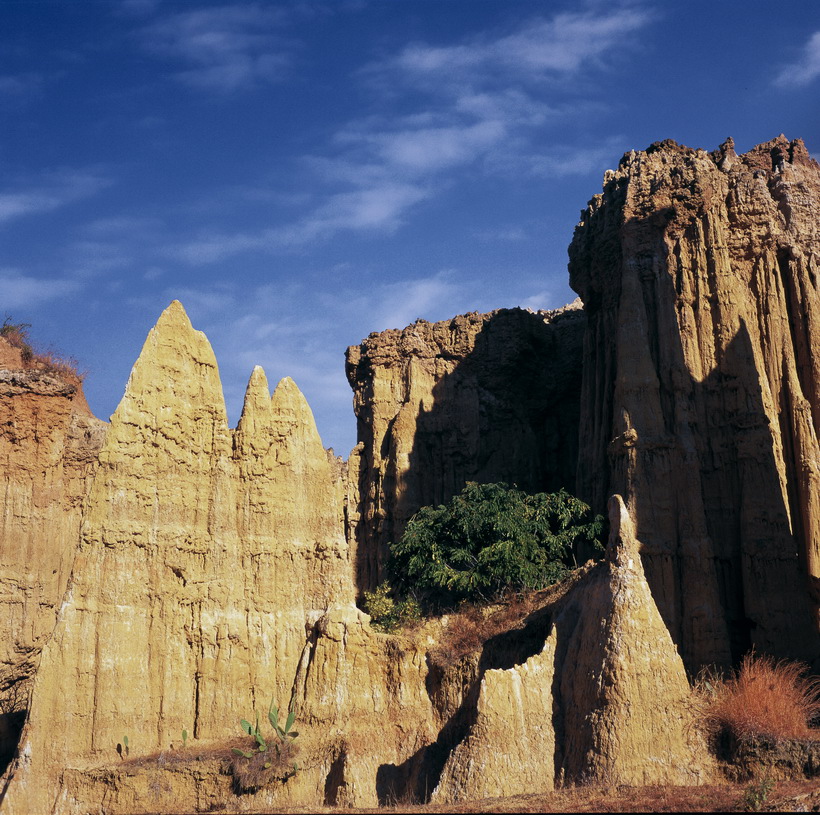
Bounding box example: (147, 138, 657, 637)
(2, 0, 819, 455)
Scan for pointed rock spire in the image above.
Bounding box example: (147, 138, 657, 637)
(270, 376, 324, 449)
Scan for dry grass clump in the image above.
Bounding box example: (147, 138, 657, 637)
(1, 317, 83, 381)
(699, 652, 820, 743)
(427, 592, 541, 668)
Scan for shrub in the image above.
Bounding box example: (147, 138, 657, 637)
(362, 582, 421, 633)
(701, 652, 820, 743)
(740, 776, 774, 811)
(388, 482, 603, 607)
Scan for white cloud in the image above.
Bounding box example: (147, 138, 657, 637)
(169, 231, 263, 264)
(476, 225, 528, 242)
(0, 268, 79, 309)
(366, 271, 462, 332)
(774, 31, 820, 87)
(521, 291, 554, 311)
(285, 182, 429, 240)
(0, 169, 110, 224)
(171, 181, 429, 262)
(141, 4, 291, 91)
(160, 6, 647, 264)
(390, 8, 650, 82)
(0, 73, 43, 96)
(360, 119, 506, 173)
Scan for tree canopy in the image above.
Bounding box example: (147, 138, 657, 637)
(388, 482, 604, 606)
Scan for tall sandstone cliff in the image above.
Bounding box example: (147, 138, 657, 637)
(1, 303, 721, 813)
(1, 303, 353, 814)
(0, 338, 106, 763)
(346, 304, 584, 590)
(569, 136, 820, 670)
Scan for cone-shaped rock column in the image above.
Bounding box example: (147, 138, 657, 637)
(432, 495, 711, 801)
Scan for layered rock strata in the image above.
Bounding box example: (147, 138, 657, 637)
(0, 338, 106, 764)
(1, 303, 352, 814)
(6, 487, 712, 813)
(569, 136, 820, 670)
(346, 303, 585, 589)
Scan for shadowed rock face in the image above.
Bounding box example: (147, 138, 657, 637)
(569, 136, 820, 670)
(346, 304, 585, 591)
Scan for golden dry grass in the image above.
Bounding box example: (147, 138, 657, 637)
(1, 320, 83, 380)
(699, 652, 820, 742)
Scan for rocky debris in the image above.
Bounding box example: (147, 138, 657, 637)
(346, 303, 585, 590)
(0, 302, 353, 814)
(0, 338, 106, 768)
(569, 136, 820, 671)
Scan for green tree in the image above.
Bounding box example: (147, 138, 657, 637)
(389, 482, 603, 606)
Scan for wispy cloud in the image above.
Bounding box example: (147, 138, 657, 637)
(0, 72, 43, 96)
(141, 4, 291, 91)
(0, 169, 110, 224)
(0, 267, 79, 309)
(160, 5, 650, 262)
(391, 8, 651, 81)
(171, 181, 429, 262)
(364, 271, 463, 333)
(519, 137, 627, 178)
(774, 30, 820, 87)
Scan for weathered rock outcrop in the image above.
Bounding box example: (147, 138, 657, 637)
(1, 303, 352, 814)
(432, 495, 712, 802)
(346, 303, 585, 589)
(0, 338, 106, 765)
(569, 136, 820, 670)
(290, 604, 436, 807)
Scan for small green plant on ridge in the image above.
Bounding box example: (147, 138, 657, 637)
(362, 582, 421, 633)
(230, 699, 299, 792)
(741, 776, 774, 811)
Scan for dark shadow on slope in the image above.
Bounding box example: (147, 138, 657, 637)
(376, 600, 556, 804)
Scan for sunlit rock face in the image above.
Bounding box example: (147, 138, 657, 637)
(0, 336, 106, 765)
(1, 302, 353, 814)
(569, 136, 820, 670)
(345, 303, 585, 591)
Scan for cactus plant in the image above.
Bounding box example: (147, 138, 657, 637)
(230, 698, 300, 791)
